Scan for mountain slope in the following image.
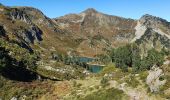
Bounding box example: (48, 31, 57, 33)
(0, 4, 85, 81)
(133, 14, 170, 55)
(1, 4, 169, 57)
(0, 4, 78, 55)
(55, 9, 170, 56)
(55, 8, 137, 56)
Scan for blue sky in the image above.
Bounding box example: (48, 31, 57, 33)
(0, 0, 170, 21)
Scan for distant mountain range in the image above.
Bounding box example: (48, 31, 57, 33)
(0, 4, 170, 57)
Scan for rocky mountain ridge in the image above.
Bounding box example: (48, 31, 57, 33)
(0, 4, 169, 57)
(0, 4, 78, 54)
(55, 8, 170, 56)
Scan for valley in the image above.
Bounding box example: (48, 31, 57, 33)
(0, 3, 170, 100)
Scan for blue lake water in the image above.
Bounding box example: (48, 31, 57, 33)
(77, 57, 104, 73)
(89, 64, 104, 73)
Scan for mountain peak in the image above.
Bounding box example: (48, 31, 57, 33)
(82, 8, 98, 14)
(139, 14, 170, 28)
(140, 14, 169, 23)
(140, 14, 158, 21)
(141, 14, 153, 18)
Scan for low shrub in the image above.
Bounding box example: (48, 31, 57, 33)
(81, 87, 128, 100)
(125, 75, 140, 88)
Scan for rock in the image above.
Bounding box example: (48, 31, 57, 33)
(10, 97, 17, 100)
(135, 74, 139, 76)
(163, 60, 170, 65)
(17, 25, 43, 44)
(146, 65, 166, 92)
(37, 75, 42, 80)
(83, 70, 90, 75)
(21, 95, 27, 100)
(10, 8, 31, 24)
(140, 14, 170, 29)
(104, 74, 108, 77)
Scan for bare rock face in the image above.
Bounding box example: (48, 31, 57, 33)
(139, 14, 170, 38)
(132, 14, 170, 54)
(0, 6, 45, 45)
(16, 25, 43, 44)
(146, 65, 166, 92)
(140, 14, 170, 32)
(10, 8, 31, 24)
(17, 7, 56, 27)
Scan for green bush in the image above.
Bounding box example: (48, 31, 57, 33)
(99, 64, 116, 75)
(113, 44, 132, 71)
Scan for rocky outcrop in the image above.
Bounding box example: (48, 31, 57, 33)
(140, 14, 170, 33)
(135, 28, 170, 52)
(0, 4, 79, 57)
(132, 14, 170, 53)
(16, 25, 43, 44)
(0, 6, 46, 44)
(17, 7, 56, 28)
(10, 8, 31, 24)
(139, 14, 170, 38)
(146, 65, 166, 92)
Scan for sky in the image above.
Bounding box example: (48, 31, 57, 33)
(0, 0, 170, 21)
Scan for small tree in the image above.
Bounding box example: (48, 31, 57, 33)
(114, 44, 132, 71)
(146, 49, 164, 68)
(131, 44, 141, 72)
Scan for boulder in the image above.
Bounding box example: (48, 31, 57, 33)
(146, 65, 166, 92)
